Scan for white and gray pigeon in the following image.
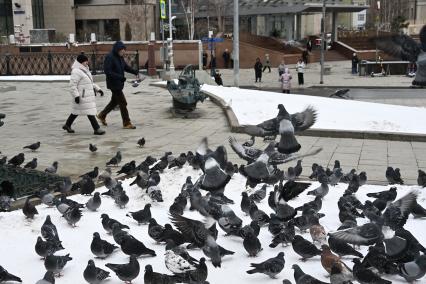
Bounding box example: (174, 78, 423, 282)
(44, 254, 72, 276)
(83, 259, 110, 284)
(35, 271, 55, 284)
(165, 249, 196, 274)
(376, 25, 426, 87)
(98, 168, 112, 182)
(45, 161, 58, 174)
(398, 254, 426, 282)
(246, 252, 285, 278)
(86, 192, 102, 211)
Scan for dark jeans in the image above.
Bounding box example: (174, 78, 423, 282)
(65, 114, 99, 130)
(298, 73, 304, 85)
(255, 76, 262, 83)
(352, 66, 358, 74)
(99, 89, 130, 124)
(282, 89, 290, 94)
(263, 66, 271, 73)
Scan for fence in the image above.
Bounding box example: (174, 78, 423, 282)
(0, 51, 139, 76)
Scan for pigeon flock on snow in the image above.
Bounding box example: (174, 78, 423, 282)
(1, 104, 426, 284)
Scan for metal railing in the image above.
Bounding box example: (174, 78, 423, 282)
(0, 51, 139, 76)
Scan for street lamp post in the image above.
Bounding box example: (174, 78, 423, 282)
(320, 0, 326, 84)
(233, 0, 239, 87)
(168, 0, 175, 74)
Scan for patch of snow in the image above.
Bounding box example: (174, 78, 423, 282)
(201, 84, 426, 135)
(0, 165, 424, 283)
(0, 75, 70, 81)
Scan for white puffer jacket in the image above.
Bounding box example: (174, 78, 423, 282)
(69, 60, 101, 116)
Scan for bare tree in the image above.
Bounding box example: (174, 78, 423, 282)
(209, 0, 228, 34)
(122, 0, 153, 40)
(179, 0, 197, 40)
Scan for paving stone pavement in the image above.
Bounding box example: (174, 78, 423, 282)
(0, 78, 424, 185)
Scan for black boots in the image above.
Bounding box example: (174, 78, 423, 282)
(62, 125, 75, 133)
(94, 128, 105, 135)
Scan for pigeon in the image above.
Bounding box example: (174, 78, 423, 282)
(106, 255, 140, 283)
(90, 232, 119, 259)
(386, 166, 404, 184)
(328, 236, 363, 258)
(202, 235, 234, 267)
(352, 258, 391, 284)
(249, 203, 270, 226)
(243, 136, 255, 147)
(243, 230, 262, 257)
(0, 156, 7, 166)
(328, 168, 343, 185)
(328, 221, 383, 246)
(35, 271, 55, 284)
(137, 137, 146, 147)
(199, 157, 231, 191)
(168, 153, 187, 169)
(269, 222, 295, 248)
(147, 186, 163, 202)
(23, 158, 38, 169)
(376, 25, 426, 87)
(117, 160, 136, 176)
(83, 260, 110, 283)
(148, 218, 165, 243)
(62, 206, 82, 227)
(330, 262, 351, 284)
(412, 201, 426, 218)
(249, 184, 267, 203)
(165, 249, 196, 274)
(398, 254, 426, 282)
(292, 264, 329, 284)
(159, 223, 186, 246)
(330, 88, 350, 99)
(239, 221, 260, 239)
(218, 205, 243, 236)
(144, 265, 179, 284)
(7, 153, 25, 167)
(292, 235, 322, 261)
(359, 171, 367, 186)
(98, 168, 112, 182)
(23, 141, 40, 151)
(41, 215, 62, 247)
(246, 252, 285, 278)
(45, 161, 58, 174)
(114, 190, 129, 208)
(170, 213, 217, 248)
(79, 176, 96, 195)
(362, 244, 397, 275)
(126, 204, 151, 224)
(286, 167, 296, 180)
(38, 190, 55, 207)
(320, 245, 352, 277)
(22, 197, 38, 219)
(241, 192, 254, 215)
(106, 151, 122, 166)
(294, 160, 303, 177)
(89, 143, 97, 152)
(35, 236, 64, 258)
(418, 169, 426, 187)
(44, 254, 72, 276)
(240, 104, 317, 154)
(112, 223, 131, 246)
(86, 192, 102, 211)
(120, 235, 157, 257)
(101, 214, 129, 234)
(129, 171, 149, 189)
(80, 167, 99, 179)
(56, 177, 72, 194)
(310, 223, 327, 245)
(367, 187, 397, 202)
(0, 266, 21, 283)
(307, 182, 329, 198)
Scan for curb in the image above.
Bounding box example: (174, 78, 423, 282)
(204, 92, 426, 143)
(0, 86, 16, 92)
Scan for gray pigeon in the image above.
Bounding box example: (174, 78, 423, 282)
(398, 254, 426, 282)
(328, 168, 343, 186)
(45, 161, 58, 174)
(292, 264, 328, 284)
(56, 177, 72, 194)
(90, 232, 119, 258)
(62, 206, 82, 227)
(126, 203, 151, 224)
(86, 192, 102, 211)
(243, 230, 262, 257)
(22, 197, 38, 219)
(106, 255, 140, 283)
(41, 215, 62, 246)
(249, 184, 267, 203)
(106, 151, 122, 166)
(246, 252, 285, 278)
(83, 259, 110, 284)
(0, 265, 21, 282)
(307, 182, 329, 198)
(44, 254, 72, 276)
(23, 158, 37, 169)
(98, 168, 112, 182)
(89, 143, 97, 153)
(144, 265, 179, 284)
(35, 236, 64, 258)
(114, 190, 129, 208)
(35, 271, 55, 284)
(23, 141, 41, 151)
(39, 190, 55, 207)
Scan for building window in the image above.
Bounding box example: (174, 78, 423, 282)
(32, 0, 44, 29)
(0, 0, 13, 37)
(76, 19, 120, 42)
(358, 14, 365, 21)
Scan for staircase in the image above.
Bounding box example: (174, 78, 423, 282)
(309, 49, 349, 62)
(239, 32, 301, 54)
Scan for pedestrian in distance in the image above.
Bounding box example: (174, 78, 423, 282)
(222, 49, 231, 69)
(296, 58, 305, 85)
(302, 49, 309, 65)
(280, 68, 292, 94)
(306, 39, 313, 52)
(202, 51, 208, 69)
(263, 54, 271, 73)
(254, 57, 263, 83)
(352, 52, 359, 74)
(97, 41, 140, 130)
(278, 59, 286, 77)
(63, 54, 105, 135)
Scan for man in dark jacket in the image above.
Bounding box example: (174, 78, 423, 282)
(352, 52, 359, 74)
(97, 41, 139, 129)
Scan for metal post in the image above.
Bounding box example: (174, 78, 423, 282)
(320, 0, 326, 84)
(47, 50, 53, 75)
(161, 19, 166, 70)
(5, 54, 11, 75)
(233, 0, 239, 87)
(91, 52, 96, 75)
(135, 50, 140, 71)
(168, 0, 175, 73)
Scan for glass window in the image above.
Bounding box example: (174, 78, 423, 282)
(76, 19, 120, 42)
(0, 0, 13, 37)
(358, 14, 365, 21)
(32, 0, 45, 29)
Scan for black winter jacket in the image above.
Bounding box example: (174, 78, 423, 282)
(104, 41, 138, 90)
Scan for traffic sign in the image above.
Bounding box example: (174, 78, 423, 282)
(160, 0, 166, 19)
(201, 37, 224, 43)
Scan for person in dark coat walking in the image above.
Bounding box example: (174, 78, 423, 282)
(254, 57, 263, 83)
(222, 49, 230, 69)
(306, 39, 313, 52)
(202, 51, 208, 69)
(97, 41, 139, 129)
(352, 52, 359, 74)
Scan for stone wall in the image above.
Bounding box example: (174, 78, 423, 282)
(43, 0, 76, 36)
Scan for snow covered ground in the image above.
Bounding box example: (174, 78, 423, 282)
(0, 164, 425, 283)
(201, 84, 426, 135)
(0, 75, 70, 81)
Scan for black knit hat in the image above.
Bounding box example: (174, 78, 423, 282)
(77, 54, 88, 64)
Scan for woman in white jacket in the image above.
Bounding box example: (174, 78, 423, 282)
(63, 54, 105, 135)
